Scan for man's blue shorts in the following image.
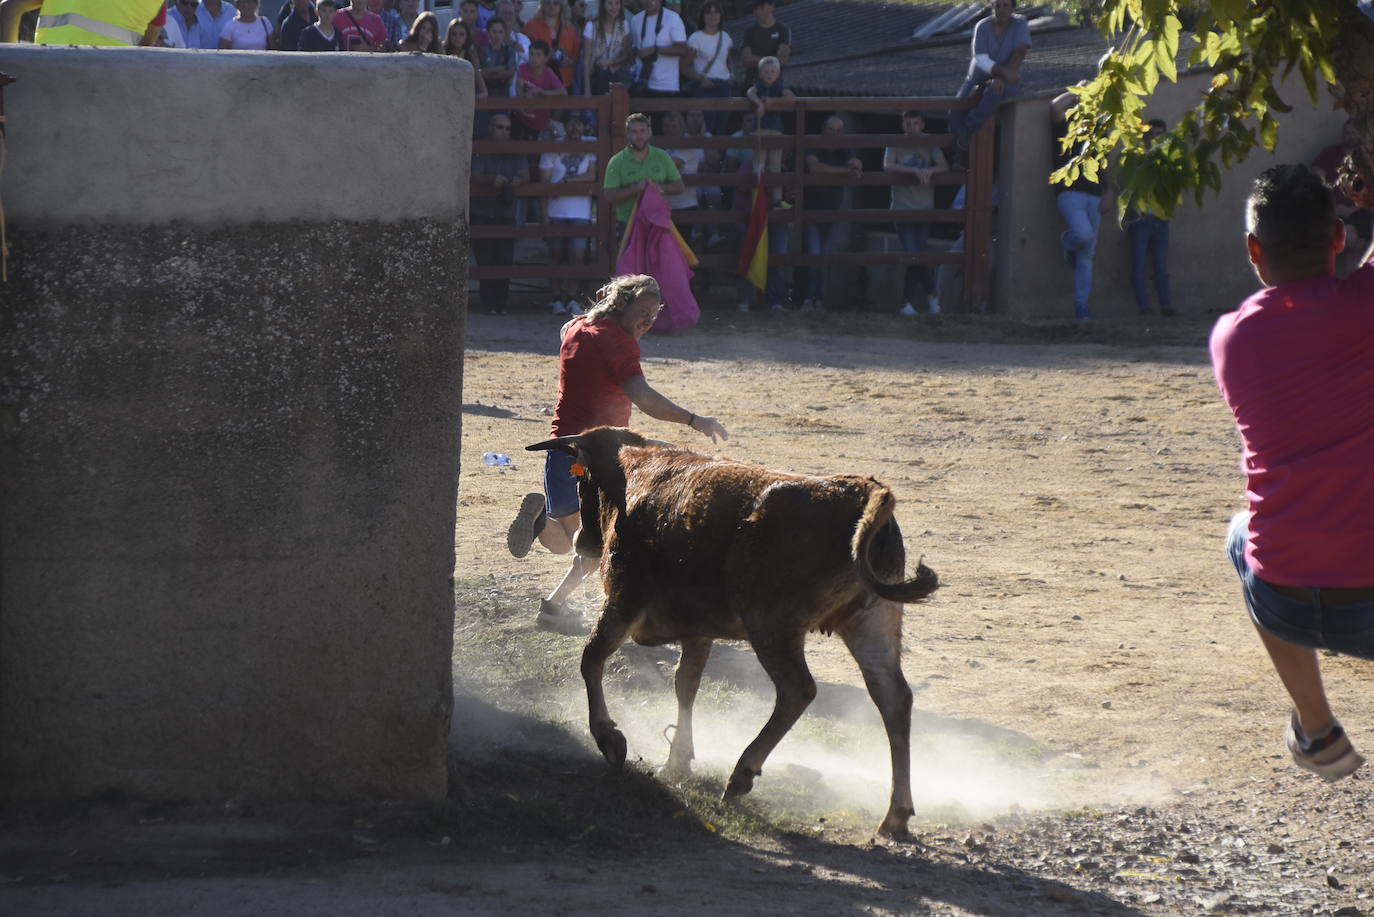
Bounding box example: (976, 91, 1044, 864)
(543, 449, 580, 520)
(1227, 510, 1374, 661)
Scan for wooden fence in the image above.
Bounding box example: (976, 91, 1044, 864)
(470, 85, 995, 311)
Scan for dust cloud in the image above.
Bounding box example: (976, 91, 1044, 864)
(450, 646, 1167, 827)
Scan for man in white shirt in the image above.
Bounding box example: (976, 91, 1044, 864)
(629, 0, 688, 104)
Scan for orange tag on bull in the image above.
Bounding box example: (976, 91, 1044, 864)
(570, 462, 586, 478)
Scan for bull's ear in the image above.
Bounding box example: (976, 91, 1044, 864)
(526, 435, 581, 457)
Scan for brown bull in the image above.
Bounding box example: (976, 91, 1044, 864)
(526, 426, 938, 837)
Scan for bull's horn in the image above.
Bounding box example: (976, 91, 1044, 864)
(526, 435, 582, 455)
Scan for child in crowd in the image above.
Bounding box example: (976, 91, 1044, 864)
(745, 55, 794, 206)
(297, 0, 341, 49)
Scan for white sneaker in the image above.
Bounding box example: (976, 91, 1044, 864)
(799, 298, 816, 312)
(770, 303, 785, 312)
(898, 302, 917, 316)
(566, 300, 585, 316)
(927, 295, 941, 314)
(548, 300, 566, 315)
(737, 302, 751, 313)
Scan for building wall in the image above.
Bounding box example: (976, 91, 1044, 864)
(0, 46, 472, 800)
(993, 71, 1348, 319)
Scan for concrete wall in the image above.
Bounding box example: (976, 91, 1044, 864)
(0, 46, 472, 800)
(993, 71, 1348, 318)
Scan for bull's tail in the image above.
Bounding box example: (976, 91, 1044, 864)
(852, 485, 939, 604)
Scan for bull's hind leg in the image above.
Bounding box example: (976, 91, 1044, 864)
(724, 630, 815, 799)
(838, 600, 914, 838)
(581, 604, 639, 767)
(662, 637, 713, 780)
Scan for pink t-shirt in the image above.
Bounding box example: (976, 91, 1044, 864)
(1210, 261, 1374, 586)
(335, 9, 387, 50)
(514, 62, 563, 132)
(551, 316, 643, 438)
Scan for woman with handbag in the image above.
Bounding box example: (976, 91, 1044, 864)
(218, 0, 275, 49)
(682, 1, 732, 134)
(581, 0, 629, 96)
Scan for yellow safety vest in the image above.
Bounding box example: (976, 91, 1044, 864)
(34, 0, 163, 45)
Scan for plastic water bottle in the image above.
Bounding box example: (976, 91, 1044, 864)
(482, 452, 511, 466)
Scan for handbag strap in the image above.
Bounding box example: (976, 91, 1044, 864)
(703, 30, 723, 71)
(345, 9, 376, 47)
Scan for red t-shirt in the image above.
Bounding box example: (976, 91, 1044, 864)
(551, 316, 643, 437)
(514, 62, 563, 132)
(335, 9, 387, 50)
(523, 17, 579, 87)
(1210, 261, 1374, 586)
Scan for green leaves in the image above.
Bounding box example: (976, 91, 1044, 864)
(1052, 0, 1350, 219)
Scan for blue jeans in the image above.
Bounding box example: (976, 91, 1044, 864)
(1057, 190, 1101, 316)
(803, 222, 839, 302)
(1227, 511, 1374, 661)
(895, 219, 931, 302)
(1128, 216, 1171, 312)
(951, 76, 1023, 141)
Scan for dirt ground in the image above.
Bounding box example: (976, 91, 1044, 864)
(4, 308, 1373, 916)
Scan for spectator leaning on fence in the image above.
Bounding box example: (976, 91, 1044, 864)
(801, 115, 863, 312)
(1126, 118, 1176, 317)
(1051, 87, 1113, 320)
(740, 0, 789, 90)
(514, 38, 566, 138)
(603, 112, 685, 245)
(746, 55, 794, 207)
(885, 109, 948, 316)
(470, 113, 529, 315)
(540, 112, 598, 316)
(950, 0, 1029, 167)
(629, 0, 688, 102)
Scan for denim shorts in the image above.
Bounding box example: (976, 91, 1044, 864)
(543, 449, 580, 519)
(549, 216, 590, 252)
(1227, 511, 1374, 660)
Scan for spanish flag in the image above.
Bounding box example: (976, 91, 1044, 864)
(736, 168, 768, 291)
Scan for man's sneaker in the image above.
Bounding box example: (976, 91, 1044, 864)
(535, 598, 589, 636)
(1286, 712, 1364, 781)
(927, 295, 941, 314)
(737, 302, 751, 313)
(898, 302, 918, 316)
(548, 300, 567, 315)
(566, 300, 586, 316)
(506, 492, 547, 558)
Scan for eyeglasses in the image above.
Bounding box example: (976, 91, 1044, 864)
(489, 123, 512, 130)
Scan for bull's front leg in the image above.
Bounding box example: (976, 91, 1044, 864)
(662, 637, 713, 781)
(581, 604, 636, 767)
(839, 602, 914, 838)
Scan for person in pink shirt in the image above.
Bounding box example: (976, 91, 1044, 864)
(335, 0, 389, 51)
(513, 39, 565, 138)
(1212, 163, 1374, 784)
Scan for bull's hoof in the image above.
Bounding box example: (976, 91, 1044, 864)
(594, 725, 627, 767)
(722, 768, 757, 800)
(877, 809, 914, 840)
(660, 757, 693, 782)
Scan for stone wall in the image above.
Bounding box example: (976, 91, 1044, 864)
(993, 72, 1347, 318)
(0, 46, 472, 800)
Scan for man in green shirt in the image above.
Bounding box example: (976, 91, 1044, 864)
(603, 112, 686, 242)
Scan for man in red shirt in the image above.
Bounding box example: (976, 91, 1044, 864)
(1212, 163, 1374, 782)
(507, 274, 727, 634)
